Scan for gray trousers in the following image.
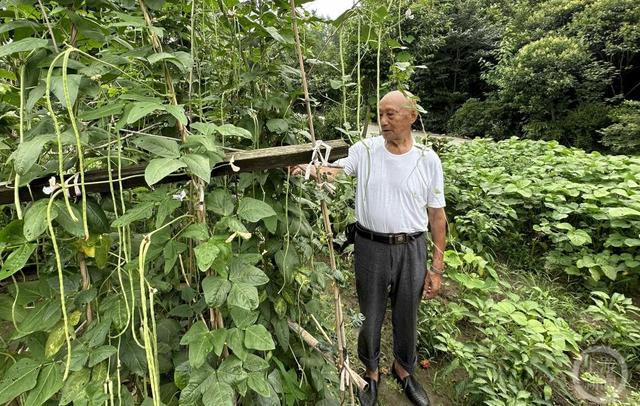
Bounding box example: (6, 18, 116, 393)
(354, 232, 427, 375)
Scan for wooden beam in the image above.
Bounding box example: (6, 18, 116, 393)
(0, 139, 349, 205)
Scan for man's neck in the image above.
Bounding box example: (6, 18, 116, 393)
(384, 134, 413, 155)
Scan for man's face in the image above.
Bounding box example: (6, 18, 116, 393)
(379, 97, 417, 142)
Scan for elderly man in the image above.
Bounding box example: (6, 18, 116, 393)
(299, 90, 446, 406)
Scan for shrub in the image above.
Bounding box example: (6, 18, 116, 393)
(599, 100, 640, 154)
(448, 98, 520, 140)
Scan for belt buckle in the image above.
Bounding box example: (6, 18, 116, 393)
(393, 234, 406, 244)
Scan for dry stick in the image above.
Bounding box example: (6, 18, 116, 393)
(289, 0, 351, 401)
(288, 320, 366, 391)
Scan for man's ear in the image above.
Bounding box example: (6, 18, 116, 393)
(410, 110, 418, 124)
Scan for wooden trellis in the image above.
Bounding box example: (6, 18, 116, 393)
(0, 140, 349, 205)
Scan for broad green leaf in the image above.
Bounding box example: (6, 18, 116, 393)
(45, 311, 81, 358)
(0, 358, 40, 403)
(227, 283, 259, 311)
(79, 102, 125, 121)
(0, 20, 40, 35)
(111, 201, 155, 227)
(147, 52, 189, 71)
(179, 223, 209, 241)
(180, 322, 213, 368)
(216, 124, 252, 140)
(50, 75, 82, 106)
(119, 336, 147, 376)
(0, 244, 36, 282)
(205, 190, 235, 216)
(59, 369, 90, 405)
(606, 207, 640, 218)
(229, 262, 269, 286)
(126, 101, 165, 124)
(217, 356, 247, 385)
(144, 158, 186, 186)
(181, 153, 211, 183)
(202, 381, 234, 406)
(194, 238, 221, 272)
(227, 328, 247, 361)
(510, 311, 528, 326)
(53, 202, 84, 237)
(85, 199, 110, 234)
(244, 324, 275, 351)
(24, 363, 63, 406)
(133, 135, 180, 158)
(88, 345, 117, 367)
(567, 229, 592, 246)
(248, 372, 271, 397)
(264, 26, 285, 43)
(0, 38, 48, 58)
(266, 119, 288, 134)
(211, 328, 228, 357)
(202, 276, 231, 308)
(237, 198, 276, 223)
(164, 104, 188, 125)
(13, 136, 49, 175)
(243, 354, 269, 372)
(229, 306, 258, 329)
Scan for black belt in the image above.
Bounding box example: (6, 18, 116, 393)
(355, 223, 424, 245)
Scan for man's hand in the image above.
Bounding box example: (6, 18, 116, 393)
(422, 271, 442, 300)
(289, 164, 315, 178)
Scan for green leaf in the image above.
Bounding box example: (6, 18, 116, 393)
(0, 244, 36, 282)
(243, 354, 269, 372)
(88, 345, 117, 367)
(567, 229, 592, 246)
(59, 369, 90, 405)
(147, 52, 189, 71)
(244, 324, 275, 351)
(264, 26, 285, 43)
(111, 201, 155, 227)
(133, 135, 180, 158)
(179, 223, 209, 241)
(202, 381, 234, 406)
(164, 104, 188, 125)
(194, 238, 221, 272)
(202, 276, 231, 308)
(0, 38, 49, 58)
(79, 102, 125, 121)
(13, 136, 49, 175)
(53, 203, 84, 237)
(24, 363, 63, 406)
(181, 153, 211, 183)
(606, 207, 640, 218)
(205, 190, 235, 216)
(180, 321, 214, 368)
(248, 372, 271, 397)
(85, 200, 110, 234)
(144, 158, 186, 186)
(229, 262, 269, 286)
(266, 119, 289, 134)
(217, 356, 247, 385)
(510, 311, 528, 326)
(211, 328, 228, 357)
(237, 198, 276, 223)
(0, 358, 40, 403)
(216, 124, 252, 139)
(126, 101, 165, 124)
(50, 75, 82, 106)
(229, 306, 258, 329)
(227, 283, 259, 311)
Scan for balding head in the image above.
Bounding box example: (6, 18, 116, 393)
(379, 90, 418, 143)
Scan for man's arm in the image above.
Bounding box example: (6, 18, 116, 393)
(428, 207, 446, 271)
(423, 207, 447, 299)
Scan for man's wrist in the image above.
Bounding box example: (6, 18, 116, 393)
(427, 266, 445, 275)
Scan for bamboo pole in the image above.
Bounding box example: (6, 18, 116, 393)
(289, 1, 353, 401)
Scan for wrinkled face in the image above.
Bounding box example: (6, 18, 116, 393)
(379, 94, 417, 142)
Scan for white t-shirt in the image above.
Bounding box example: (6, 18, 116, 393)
(335, 136, 446, 233)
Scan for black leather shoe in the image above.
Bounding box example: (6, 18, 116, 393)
(357, 376, 379, 406)
(391, 366, 430, 406)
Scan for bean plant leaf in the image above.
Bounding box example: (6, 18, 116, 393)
(0, 244, 36, 282)
(59, 369, 90, 405)
(606, 207, 640, 218)
(0, 358, 40, 403)
(248, 372, 271, 397)
(24, 362, 64, 406)
(194, 238, 221, 272)
(126, 101, 165, 124)
(181, 153, 211, 184)
(111, 201, 155, 228)
(202, 276, 231, 308)
(0, 37, 49, 58)
(229, 262, 269, 286)
(205, 190, 235, 216)
(216, 124, 253, 140)
(13, 136, 50, 175)
(244, 324, 275, 351)
(144, 158, 186, 186)
(202, 381, 234, 406)
(567, 230, 592, 246)
(133, 135, 180, 158)
(237, 198, 276, 223)
(227, 283, 259, 311)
